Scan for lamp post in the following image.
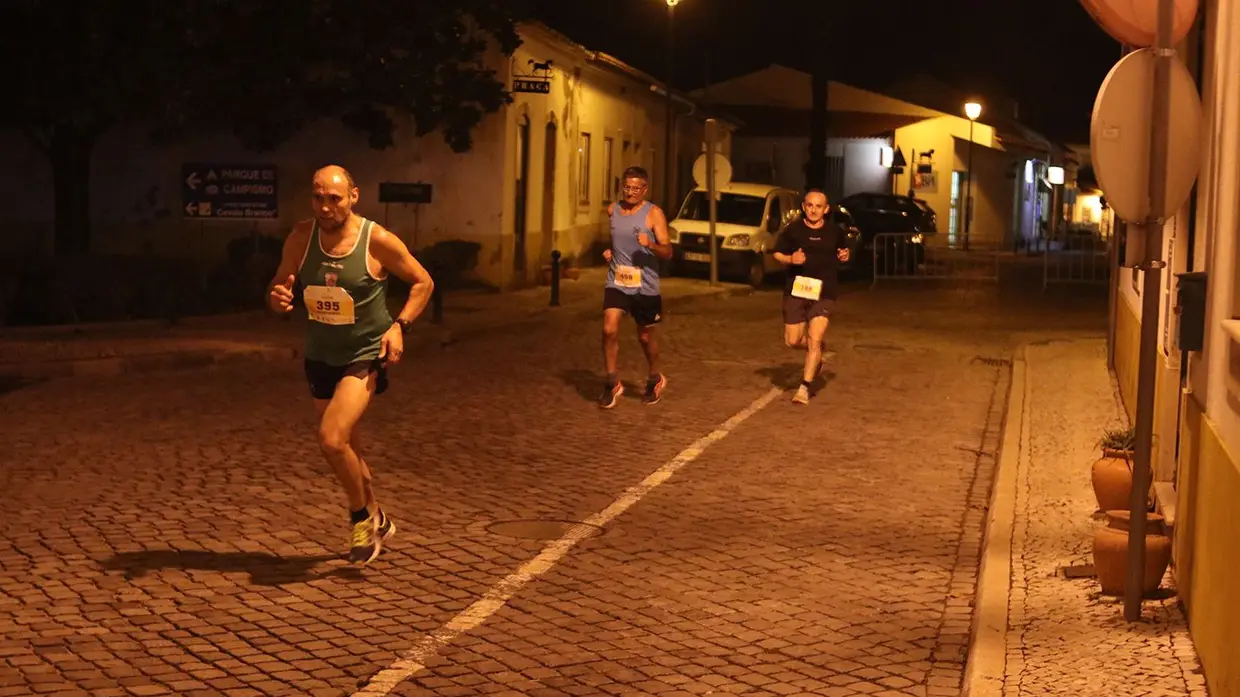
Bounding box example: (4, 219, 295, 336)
(964, 101, 981, 251)
(663, 0, 678, 212)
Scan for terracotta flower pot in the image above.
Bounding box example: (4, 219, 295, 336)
(1091, 448, 1134, 512)
(1092, 510, 1172, 596)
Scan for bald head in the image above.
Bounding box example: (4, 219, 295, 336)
(314, 165, 356, 189)
(802, 189, 829, 224)
(311, 165, 359, 231)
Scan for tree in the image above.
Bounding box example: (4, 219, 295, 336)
(2, 0, 524, 257)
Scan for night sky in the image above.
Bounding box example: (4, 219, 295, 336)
(528, 0, 1122, 144)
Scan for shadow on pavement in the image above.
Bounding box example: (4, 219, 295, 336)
(0, 374, 45, 396)
(100, 549, 354, 587)
(560, 369, 642, 403)
(754, 362, 834, 393)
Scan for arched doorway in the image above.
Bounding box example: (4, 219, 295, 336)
(541, 121, 558, 263)
(513, 116, 531, 281)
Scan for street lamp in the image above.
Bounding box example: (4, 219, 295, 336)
(663, 0, 679, 212)
(963, 101, 981, 250)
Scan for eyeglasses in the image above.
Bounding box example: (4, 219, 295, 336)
(622, 186, 646, 193)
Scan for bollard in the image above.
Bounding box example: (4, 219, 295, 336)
(549, 250, 562, 307)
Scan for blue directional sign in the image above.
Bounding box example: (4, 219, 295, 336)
(181, 163, 279, 219)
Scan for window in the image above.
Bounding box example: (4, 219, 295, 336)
(603, 137, 615, 202)
(766, 196, 783, 232)
(677, 192, 766, 227)
(577, 132, 592, 204)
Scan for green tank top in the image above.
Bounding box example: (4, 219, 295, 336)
(298, 217, 392, 366)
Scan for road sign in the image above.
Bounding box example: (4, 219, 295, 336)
(692, 152, 732, 190)
(513, 78, 551, 94)
(181, 163, 279, 219)
(378, 182, 433, 204)
(1090, 48, 1202, 223)
(1079, 0, 1197, 47)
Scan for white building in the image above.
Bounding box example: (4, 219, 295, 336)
(1, 22, 733, 291)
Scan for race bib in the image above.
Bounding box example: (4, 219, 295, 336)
(791, 276, 823, 301)
(304, 285, 356, 325)
(615, 265, 642, 289)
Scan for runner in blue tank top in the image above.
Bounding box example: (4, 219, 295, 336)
(598, 166, 674, 409)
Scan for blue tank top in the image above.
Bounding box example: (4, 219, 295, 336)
(605, 201, 661, 296)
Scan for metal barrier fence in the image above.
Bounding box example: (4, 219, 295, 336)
(870, 233, 1001, 287)
(1042, 230, 1112, 290)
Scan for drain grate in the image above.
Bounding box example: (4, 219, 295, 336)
(485, 519, 606, 541)
(972, 356, 1012, 367)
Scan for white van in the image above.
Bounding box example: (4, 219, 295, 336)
(667, 183, 803, 287)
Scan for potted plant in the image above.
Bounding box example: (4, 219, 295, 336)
(1091, 427, 1135, 512)
(1091, 426, 1157, 512)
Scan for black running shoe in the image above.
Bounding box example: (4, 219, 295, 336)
(598, 381, 624, 409)
(642, 374, 667, 405)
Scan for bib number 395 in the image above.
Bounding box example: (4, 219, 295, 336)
(304, 286, 357, 325)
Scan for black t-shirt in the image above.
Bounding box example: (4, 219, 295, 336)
(775, 218, 849, 300)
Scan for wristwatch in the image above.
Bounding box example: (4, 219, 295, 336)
(395, 318, 414, 335)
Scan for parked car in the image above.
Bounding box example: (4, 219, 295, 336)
(835, 192, 937, 274)
(668, 183, 801, 288)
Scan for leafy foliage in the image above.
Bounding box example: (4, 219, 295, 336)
(0, 0, 525, 255)
(1100, 427, 1136, 452)
(157, 0, 524, 153)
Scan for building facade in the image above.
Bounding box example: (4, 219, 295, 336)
(0, 22, 730, 291)
(1107, 2, 1239, 693)
(693, 66, 1069, 251)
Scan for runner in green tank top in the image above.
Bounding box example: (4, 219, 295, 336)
(268, 165, 435, 565)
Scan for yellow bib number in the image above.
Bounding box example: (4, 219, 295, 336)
(304, 285, 356, 325)
(615, 265, 642, 289)
(791, 276, 823, 301)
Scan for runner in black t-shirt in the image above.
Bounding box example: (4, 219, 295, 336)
(773, 189, 850, 404)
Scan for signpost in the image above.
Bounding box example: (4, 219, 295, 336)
(513, 79, 551, 94)
(693, 128, 732, 288)
(378, 182, 433, 204)
(181, 163, 278, 219)
(378, 182, 434, 250)
(1088, 0, 1203, 622)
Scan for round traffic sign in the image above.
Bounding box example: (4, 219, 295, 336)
(692, 152, 732, 190)
(1090, 48, 1202, 222)
(1079, 0, 1198, 48)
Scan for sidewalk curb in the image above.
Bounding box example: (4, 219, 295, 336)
(0, 310, 268, 339)
(0, 285, 750, 383)
(964, 345, 1027, 697)
(0, 345, 298, 382)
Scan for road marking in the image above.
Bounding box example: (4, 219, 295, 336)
(352, 386, 784, 696)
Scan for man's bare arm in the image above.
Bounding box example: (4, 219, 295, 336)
(370, 225, 435, 325)
(267, 222, 310, 312)
(646, 205, 674, 260)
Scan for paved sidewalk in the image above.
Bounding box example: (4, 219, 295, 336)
(0, 268, 747, 382)
(968, 339, 1208, 697)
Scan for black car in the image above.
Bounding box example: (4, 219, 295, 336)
(836, 193, 937, 274)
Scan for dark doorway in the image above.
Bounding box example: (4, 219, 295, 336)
(514, 117, 531, 282)
(541, 121, 558, 262)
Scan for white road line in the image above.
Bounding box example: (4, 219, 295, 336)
(352, 386, 784, 696)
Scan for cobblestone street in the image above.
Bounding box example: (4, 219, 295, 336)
(0, 281, 1109, 697)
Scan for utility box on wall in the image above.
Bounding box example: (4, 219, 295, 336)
(1176, 270, 1208, 352)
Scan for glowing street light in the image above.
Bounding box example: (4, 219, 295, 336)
(963, 101, 982, 249)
